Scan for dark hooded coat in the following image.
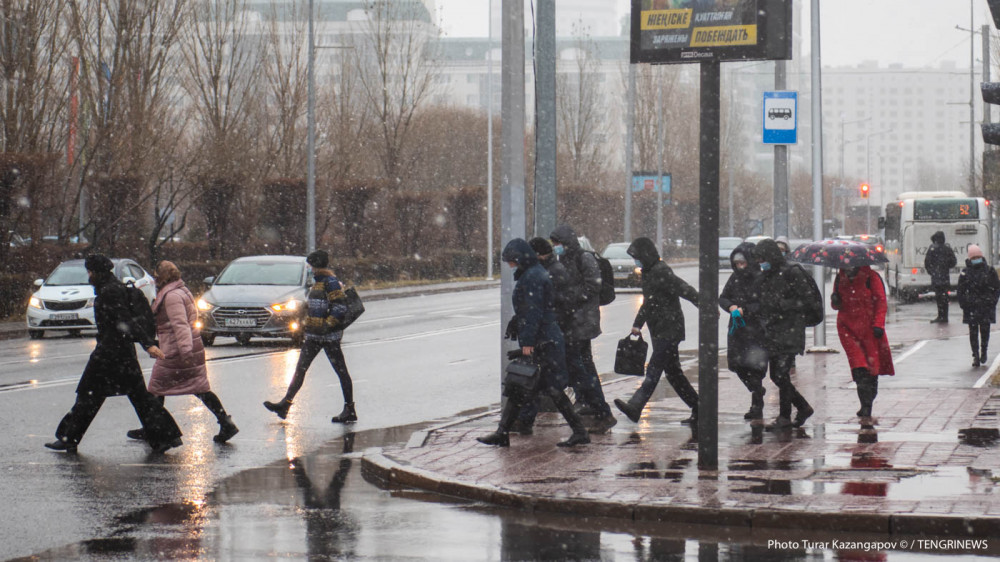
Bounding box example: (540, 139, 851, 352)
(718, 242, 768, 372)
(627, 237, 698, 341)
(537, 253, 574, 334)
(924, 231, 957, 287)
(502, 239, 568, 390)
(832, 266, 895, 376)
(549, 225, 602, 341)
(957, 258, 1000, 324)
(77, 269, 158, 397)
(750, 239, 813, 355)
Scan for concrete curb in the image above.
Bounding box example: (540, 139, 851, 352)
(359, 433, 1000, 538)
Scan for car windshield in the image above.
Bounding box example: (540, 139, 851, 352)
(602, 245, 631, 259)
(45, 263, 89, 286)
(215, 262, 303, 286)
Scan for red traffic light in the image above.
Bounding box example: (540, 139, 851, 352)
(860, 183, 870, 198)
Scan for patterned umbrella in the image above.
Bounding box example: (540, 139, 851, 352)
(787, 238, 888, 268)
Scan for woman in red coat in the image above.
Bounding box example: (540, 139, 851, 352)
(831, 266, 895, 419)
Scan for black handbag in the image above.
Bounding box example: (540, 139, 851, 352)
(614, 333, 648, 376)
(340, 287, 366, 329)
(503, 355, 540, 397)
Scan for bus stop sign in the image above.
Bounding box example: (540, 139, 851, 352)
(763, 91, 797, 145)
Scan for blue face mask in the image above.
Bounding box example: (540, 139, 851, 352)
(760, 262, 772, 271)
(553, 244, 565, 256)
(634, 259, 643, 267)
(972, 257, 985, 265)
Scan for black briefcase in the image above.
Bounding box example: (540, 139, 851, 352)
(614, 333, 648, 376)
(503, 355, 540, 397)
(340, 287, 366, 329)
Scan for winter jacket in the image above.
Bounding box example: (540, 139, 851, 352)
(924, 231, 957, 287)
(749, 239, 812, 356)
(538, 253, 574, 334)
(502, 238, 568, 391)
(957, 259, 1000, 324)
(148, 280, 210, 396)
(550, 225, 602, 341)
(303, 269, 348, 342)
(832, 267, 895, 376)
(627, 237, 698, 342)
(76, 271, 157, 397)
(718, 242, 768, 373)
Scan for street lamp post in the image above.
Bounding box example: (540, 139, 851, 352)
(865, 129, 892, 233)
(840, 115, 870, 233)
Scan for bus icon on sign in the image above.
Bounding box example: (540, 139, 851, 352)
(768, 108, 792, 120)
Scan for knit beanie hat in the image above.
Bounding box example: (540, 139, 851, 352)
(968, 244, 984, 259)
(529, 237, 553, 256)
(306, 250, 329, 268)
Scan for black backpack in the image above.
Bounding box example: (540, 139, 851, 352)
(578, 251, 616, 305)
(790, 264, 824, 327)
(124, 281, 156, 343)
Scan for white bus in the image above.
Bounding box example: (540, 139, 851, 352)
(882, 191, 992, 302)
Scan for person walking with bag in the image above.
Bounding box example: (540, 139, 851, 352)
(831, 265, 894, 419)
(957, 244, 1000, 367)
(925, 231, 957, 323)
(45, 255, 183, 454)
(719, 242, 769, 421)
(614, 237, 700, 425)
(750, 239, 814, 430)
(125, 261, 238, 443)
(264, 250, 357, 424)
(477, 238, 589, 448)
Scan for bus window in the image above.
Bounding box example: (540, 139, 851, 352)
(884, 204, 901, 241)
(913, 199, 980, 220)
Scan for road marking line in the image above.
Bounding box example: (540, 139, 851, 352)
(893, 340, 928, 364)
(353, 315, 413, 324)
(974, 355, 1000, 388)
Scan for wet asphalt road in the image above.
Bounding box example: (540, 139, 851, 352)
(1, 268, 993, 560)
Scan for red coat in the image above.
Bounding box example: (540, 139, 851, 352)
(832, 267, 895, 377)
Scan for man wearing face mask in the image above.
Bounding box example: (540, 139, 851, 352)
(719, 242, 769, 420)
(750, 239, 814, 429)
(956, 245, 1000, 367)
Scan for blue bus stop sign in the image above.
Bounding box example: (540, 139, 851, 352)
(762, 91, 797, 145)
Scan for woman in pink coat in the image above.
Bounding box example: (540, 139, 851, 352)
(127, 261, 239, 443)
(831, 265, 895, 420)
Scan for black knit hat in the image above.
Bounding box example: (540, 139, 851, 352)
(84, 254, 114, 273)
(528, 237, 553, 256)
(306, 250, 329, 268)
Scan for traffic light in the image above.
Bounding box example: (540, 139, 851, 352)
(982, 83, 1000, 145)
(860, 183, 870, 199)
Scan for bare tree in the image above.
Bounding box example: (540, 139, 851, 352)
(260, 2, 307, 178)
(556, 30, 608, 186)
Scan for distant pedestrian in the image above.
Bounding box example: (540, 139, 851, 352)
(775, 236, 791, 257)
(613, 237, 700, 425)
(45, 254, 183, 454)
(548, 225, 616, 432)
(750, 239, 814, 429)
(925, 231, 957, 323)
(477, 238, 589, 448)
(264, 250, 357, 424)
(719, 242, 769, 420)
(831, 265, 894, 419)
(957, 244, 1000, 367)
(125, 261, 239, 444)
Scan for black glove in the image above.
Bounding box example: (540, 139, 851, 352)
(504, 316, 518, 340)
(507, 349, 524, 360)
(873, 326, 884, 339)
(830, 293, 842, 308)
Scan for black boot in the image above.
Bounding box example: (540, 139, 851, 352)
(44, 438, 78, 453)
(126, 428, 146, 440)
(745, 387, 765, 420)
(331, 402, 357, 424)
(981, 346, 989, 364)
(613, 398, 642, 423)
(214, 416, 239, 443)
(263, 399, 292, 420)
(551, 391, 590, 447)
(680, 408, 698, 425)
(477, 400, 520, 447)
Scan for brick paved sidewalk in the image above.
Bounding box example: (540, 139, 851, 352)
(363, 362, 1000, 538)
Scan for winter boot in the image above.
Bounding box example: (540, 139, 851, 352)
(214, 416, 239, 443)
(680, 408, 698, 425)
(126, 428, 146, 441)
(551, 390, 590, 447)
(477, 400, 520, 447)
(263, 399, 292, 420)
(792, 405, 814, 428)
(973, 354, 981, 368)
(613, 398, 642, 423)
(44, 438, 78, 453)
(981, 346, 989, 365)
(765, 416, 792, 431)
(745, 387, 765, 420)
(331, 403, 358, 424)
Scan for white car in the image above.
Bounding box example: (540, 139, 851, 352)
(26, 258, 156, 339)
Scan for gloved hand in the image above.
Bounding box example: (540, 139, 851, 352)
(504, 316, 519, 340)
(873, 326, 884, 339)
(830, 293, 842, 308)
(507, 349, 524, 360)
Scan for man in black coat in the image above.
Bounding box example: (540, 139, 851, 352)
(750, 239, 814, 429)
(719, 242, 769, 420)
(45, 255, 183, 454)
(614, 237, 700, 424)
(956, 244, 1000, 366)
(925, 230, 957, 323)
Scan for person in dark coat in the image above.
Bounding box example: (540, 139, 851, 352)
(750, 239, 814, 429)
(548, 225, 615, 429)
(831, 265, 894, 419)
(45, 254, 184, 454)
(613, 237, 700, 424)
(477, 239, 590, 448)
(925, 231, 957, 323)
(957, 244, 1000, 367)
(718, 242, 769, 420)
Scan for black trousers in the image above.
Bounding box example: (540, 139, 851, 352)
(283, 338, 353, 404)
(768, 353, 810, 419)
(933, 284, 950, 319)
(969, 321, 991, 358)
(156, 392, 229, 422)
(55, 388, 182, 446)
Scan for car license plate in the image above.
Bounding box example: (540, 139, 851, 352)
(225, 318, 256, 327)
(51, 313, 79, 321)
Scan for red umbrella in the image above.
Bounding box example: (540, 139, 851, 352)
(787, 238, 888, 268)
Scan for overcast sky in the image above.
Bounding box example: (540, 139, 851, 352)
(434, 0, 996, 69)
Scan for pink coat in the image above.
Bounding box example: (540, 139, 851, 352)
(148, 280, 210, 396)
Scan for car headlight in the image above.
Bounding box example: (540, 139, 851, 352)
(271, 299, 301, 312)
(196, 298, 214, 311)
(633, 267, 642, 275)
(28, 296, 42, 309)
